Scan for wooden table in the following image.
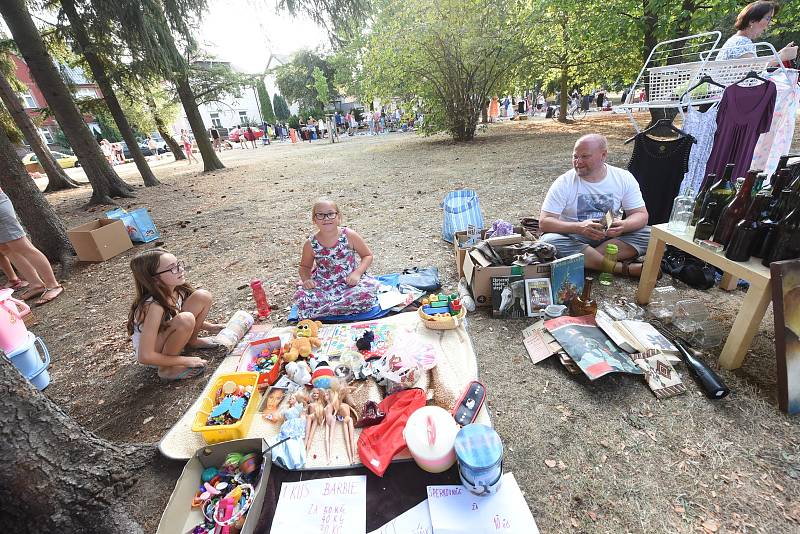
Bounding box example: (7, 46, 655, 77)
(635, 223, 772, 370)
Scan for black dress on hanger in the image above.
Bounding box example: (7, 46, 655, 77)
(627, 133, 695, 225)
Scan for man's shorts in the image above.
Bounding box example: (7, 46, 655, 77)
(539, 226, 651, 258)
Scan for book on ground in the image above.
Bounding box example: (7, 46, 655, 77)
(544, 314, 643, 380)
(491, 274, 527, 318)
(550, 253, 584, 305)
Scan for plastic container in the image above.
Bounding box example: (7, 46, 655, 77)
(0, 288, 31, 352)
(237, 336, 284, 388)
(598, 244, 618, 286)
(454, 424, 504, 496)
(192, 372, 261, 444)
(249, 279, 271, 320)
(5, 331, 50, 390)
(403, 406, 460, 473)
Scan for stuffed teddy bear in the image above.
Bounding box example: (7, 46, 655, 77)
(283, 319, 322, 362)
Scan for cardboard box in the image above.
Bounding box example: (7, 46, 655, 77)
(453, 226, 528, 278)
(157, 438, 271, 534)
(463, 235, 551, 307)
(67, 218, 133, 262)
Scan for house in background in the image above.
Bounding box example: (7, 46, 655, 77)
(174, 57, 297, 136)
(11, 54, 102, 153)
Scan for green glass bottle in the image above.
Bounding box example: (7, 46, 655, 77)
(693, 201, 719, 243)
(689, 173, 715, 227)
(757, 188, 795, 260)
(763, 192, 800, 265)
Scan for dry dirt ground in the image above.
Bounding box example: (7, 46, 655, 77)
(28, 114, 800, 532)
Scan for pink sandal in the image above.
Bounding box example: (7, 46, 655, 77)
(3, 279, 29, 290)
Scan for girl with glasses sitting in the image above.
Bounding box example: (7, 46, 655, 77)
(126, 248, 224, 381)
(294, 199, 380, 319)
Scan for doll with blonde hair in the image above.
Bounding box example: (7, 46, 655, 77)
(325, 381, 358, 464)
(271, 390, 308, 469)
(304, 388, 327, 454)
(294, 198, 380, 319)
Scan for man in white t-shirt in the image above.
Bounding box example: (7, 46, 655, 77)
(539, 134, 650, 278)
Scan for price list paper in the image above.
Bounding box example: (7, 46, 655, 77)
(270, 475, 367, 534)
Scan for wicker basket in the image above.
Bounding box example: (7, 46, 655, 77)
(419, 306, 466, 330)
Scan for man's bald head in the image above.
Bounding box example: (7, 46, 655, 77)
(572, 134, 608, 181)
(575, 134, 608, 152)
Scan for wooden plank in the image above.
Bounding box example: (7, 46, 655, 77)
(718, 281, 773, 369)
(720, 272, 738, 291)
(635, 232, 666, 305)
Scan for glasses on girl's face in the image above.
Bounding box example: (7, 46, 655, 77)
(156, 260, 185, 275)
(314, 211, 338, 221)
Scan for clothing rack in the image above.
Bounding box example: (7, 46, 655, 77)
(620, 31, 789, 133)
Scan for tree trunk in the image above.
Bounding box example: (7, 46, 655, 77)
(147, 94, 185, 160)
(0, 59, 80, 192)
(0, 127, 73, 268)
(175, 75, 224, 171)
(61, 0, 160, 188)
(0, 0, 134, 205)
(0, 358, 151, 532)
(559, 64, 569, 122)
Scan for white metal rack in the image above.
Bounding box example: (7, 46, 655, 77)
(621, 31, 788, 132)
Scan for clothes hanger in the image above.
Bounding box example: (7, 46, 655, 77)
(624, 118, 696, 145)
(679, 75, 726, 102)
(734, 70, 769, 86)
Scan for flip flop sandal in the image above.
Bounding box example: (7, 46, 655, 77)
(172, 366, 206, 381)
(18, 286, 46, 301)
(34, 286, 64, 306)
(4, 279, 29, 290)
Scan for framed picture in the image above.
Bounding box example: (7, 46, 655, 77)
(524, 278, 553, 318)
(771, 259, 800, 414)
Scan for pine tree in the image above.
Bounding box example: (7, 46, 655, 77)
(256, 78, 275, 123)
(273, 93, 290, 121)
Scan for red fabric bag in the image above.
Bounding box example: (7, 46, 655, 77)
(357, 388, 426, 477)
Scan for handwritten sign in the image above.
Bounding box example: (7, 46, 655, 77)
(368, 500, 433, 534)
(270, 475, 366, 534)
(426, 473, 539, 534)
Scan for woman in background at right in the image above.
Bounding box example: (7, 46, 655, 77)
(717, 1, 796, 63)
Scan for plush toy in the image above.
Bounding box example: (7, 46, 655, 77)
(284, 360, 312, 386)
(311, 360, 335, 389)
(283, 319, 322, 362)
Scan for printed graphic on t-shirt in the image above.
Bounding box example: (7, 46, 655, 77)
(577, 194, 614, 221)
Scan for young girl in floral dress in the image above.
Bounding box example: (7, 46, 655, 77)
(294, 199, 379, 319)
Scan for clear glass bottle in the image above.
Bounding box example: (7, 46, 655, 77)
(569, 276, 597, 317)
(598, 244, 618, 286)
(668, 186, 695, 234)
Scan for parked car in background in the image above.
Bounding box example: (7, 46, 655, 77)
(22, 151, 80, 168)
(137, 133, 170, 153)
(120, 142, 154, 160)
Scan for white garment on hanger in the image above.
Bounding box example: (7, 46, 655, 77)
(680, 102, 719, 197)
(751, 69, 800, 180)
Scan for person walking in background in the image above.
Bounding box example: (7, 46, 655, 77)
(209, 128, 221, 153)
(180, 129, 199, 165)
(147, 136, 161, 160)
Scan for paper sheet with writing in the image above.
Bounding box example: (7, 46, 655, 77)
(367, 500, 432, 534)
(270, 475, 367, 534)
(426, 473, 539, 534)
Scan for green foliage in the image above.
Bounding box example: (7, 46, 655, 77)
(52, 128, 70, 149)
(312, 67, 330, 107)
(287, 114, 300, 129)
(362, 0, 528, 140)
(189, 58, 255, 106)
(276, 0, 371, 47)
(256, 78, 276, 123)
(274, 50, 336, 112)
(273, 93, 291, 122)
(0, 107, 23, 144)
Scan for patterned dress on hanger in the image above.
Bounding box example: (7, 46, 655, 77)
(751, 69, 800, 179)
(679, 103, 719, 198)
(294, 227, 379, 319)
